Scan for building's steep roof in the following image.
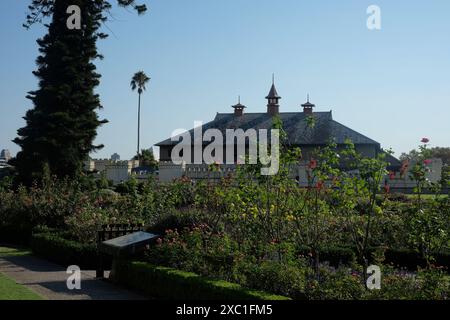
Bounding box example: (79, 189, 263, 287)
(156, 112, 380, 147)
(384, 152, 402, 170)
(266, 84, 281, 99)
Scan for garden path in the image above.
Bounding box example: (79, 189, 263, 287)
(0, 247, 146, 300)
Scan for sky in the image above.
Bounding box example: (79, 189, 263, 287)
(0, 0, 449, 160)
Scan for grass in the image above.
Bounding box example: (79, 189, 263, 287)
(0, 246, 32, 257)
(405, 194, 448, 200)
(0, 246, 42, 300)
(0, 272, 42, 300)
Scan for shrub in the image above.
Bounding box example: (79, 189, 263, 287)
(145, 225, 237, 280)
(147, 209, 203, 235)
(366, 267, 449, 300)
(244, 261, 307, 299)
(297, 246, 356, 267)
(31, 231, 110, 269)
(304, 266, 366, 300)
(113, 260, 290, 300)
(0, 224, 33, 245)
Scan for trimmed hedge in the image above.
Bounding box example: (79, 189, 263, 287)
(114, 260, 291, 300)
(31, 231, 111, 269)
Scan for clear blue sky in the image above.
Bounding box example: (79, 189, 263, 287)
(1, 0, 449, 160)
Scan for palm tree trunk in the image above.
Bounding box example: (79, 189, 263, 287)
(137, 93, 141, 159)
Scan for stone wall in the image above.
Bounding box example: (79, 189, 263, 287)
(159, 161, 185, 182)
(157, 159, 444, 194)
(84, 159, 140, 185)
(387, 158, 443, 189)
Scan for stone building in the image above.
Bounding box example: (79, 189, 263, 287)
(0, 149, 11, 162)
(84, 158, 140, 185)
(156, 81, 402, 182)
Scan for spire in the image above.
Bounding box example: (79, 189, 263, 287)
(266, 75, 281, 99)
(266, 75, 281, 115)
(266, 84, 281, 99)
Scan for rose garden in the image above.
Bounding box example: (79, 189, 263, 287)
(1, 0, 449, 302)
(1, 133, 449, 300)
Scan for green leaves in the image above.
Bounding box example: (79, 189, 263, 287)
(407, 204, 450, 266)
(16, 1, 149, 184)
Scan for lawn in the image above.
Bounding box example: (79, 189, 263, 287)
(0, 272, 42, 300)
(0, 246, 42, 300)
(0, 246, 32, 258)
(405, 194, 449, 200)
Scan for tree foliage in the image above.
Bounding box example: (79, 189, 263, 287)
(13, 0, 147, 185)
(135, 148, 158, 169)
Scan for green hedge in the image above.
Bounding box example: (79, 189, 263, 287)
(385, 248, 450, 270)
(114, 260, 291, 300)
(31, 231, 111, 269)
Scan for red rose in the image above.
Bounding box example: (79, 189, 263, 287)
(308, 159, 318, 170)
(423, 159, 432, 165)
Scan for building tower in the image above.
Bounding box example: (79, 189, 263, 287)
(232, 96, 246, 117)
(266, 75, 281, 116)
(302, 94, 315, 114)
(0, 149, 11, 161)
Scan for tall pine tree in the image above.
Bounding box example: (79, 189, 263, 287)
(13, 0, 146, 185)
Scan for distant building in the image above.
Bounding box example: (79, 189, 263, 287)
(387, 158, 443, 193)
(0, 149, 12, 172)
(156, 81, 402, 182)
(0, 150, 12, 177)
(111, 153, 120, 161)
(132, 166, 158, 183)
(0, 149, 11, 162)
(84, 158, 140, 185)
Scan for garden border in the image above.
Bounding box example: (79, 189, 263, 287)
(113, 260, 291, 300)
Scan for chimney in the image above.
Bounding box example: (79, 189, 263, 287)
(302, 95, 315, 114)
(232, 96, 246, 117)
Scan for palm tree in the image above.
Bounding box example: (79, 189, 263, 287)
(130, 71, 151, 159)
